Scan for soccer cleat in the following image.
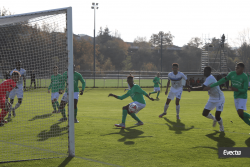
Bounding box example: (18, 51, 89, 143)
(176, 115, 180, 120)
(134, 121, 144, 126)
(74, 118, 79, 123)
(156, 97, 160, 100)
(56, 110, 61, 114)
(12, 108, 16, 117)
(8, 112, 11, 119)
(0, 122, 4, 127)
(159, 113, 166, 118)
(213, 120, 217, 127)
(58, 117, 67, 122)
(115, 123, 125, 128)
(220, 125, 224, 132)
(52, 110, 57, 114)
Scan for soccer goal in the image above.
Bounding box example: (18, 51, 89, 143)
(0, 7, 75, 162)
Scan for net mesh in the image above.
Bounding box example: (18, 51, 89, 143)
(0, 9, 69, 162)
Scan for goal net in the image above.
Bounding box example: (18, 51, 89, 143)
(0, 7, 74, 162)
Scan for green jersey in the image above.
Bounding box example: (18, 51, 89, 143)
(210, 71, 248, 99)
(48, 74, 62, 93)
(117, 84, 148, 104)
(153, 77, 160, 87)
(62, 71, 86, 92)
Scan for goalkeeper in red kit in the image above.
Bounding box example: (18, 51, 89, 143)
(0, 71, 20, 126)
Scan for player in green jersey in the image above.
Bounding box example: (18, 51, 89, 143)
(149, 72, 161, 100)
(58, 65, 85, 123)
(48, 66, 63, 113)
(204, 62, 250, 126)
(108, 74, 154, 128)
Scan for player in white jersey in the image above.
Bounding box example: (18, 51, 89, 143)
(159, 63, 190, 119)
(189, 67, 225, 132)
(8, 60, 26, 119)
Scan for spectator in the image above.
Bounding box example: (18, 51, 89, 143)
(30, 70, 36, 89)
(196, 78, 200, 86)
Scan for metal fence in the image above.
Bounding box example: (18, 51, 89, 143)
(0, 70, 230, 88)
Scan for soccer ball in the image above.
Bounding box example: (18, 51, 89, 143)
(129, 103, 138, 113)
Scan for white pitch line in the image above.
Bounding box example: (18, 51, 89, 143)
(0, 140, 122, 167)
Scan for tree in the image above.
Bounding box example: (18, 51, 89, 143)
(97, 26, 112, 45)
(187, 37, 203, 48)
(149, 31, 174, 48)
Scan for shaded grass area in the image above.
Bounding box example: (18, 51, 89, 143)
(1, 88, 250, 167)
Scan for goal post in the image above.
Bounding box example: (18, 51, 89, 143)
(0, 7, 74, 162)
(66, 7, 75, 157)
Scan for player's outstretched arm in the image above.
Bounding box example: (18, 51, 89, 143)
(189, 85, 206, 91)
(145, 94, 154, 101)
(165, 80, 170, 95)
(108, 93, 118, 99)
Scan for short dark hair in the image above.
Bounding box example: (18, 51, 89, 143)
(127, 73, 134, 79)
(204, 66, 212, 72)
(172, 63, 179, 68)
(54, 66, 58, 69)
(12, 70, 21, 77)
(237, 62, 245, 68)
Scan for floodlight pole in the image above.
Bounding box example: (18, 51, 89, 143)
(92, 3, 98, 87)
(161, 33, 163, 88)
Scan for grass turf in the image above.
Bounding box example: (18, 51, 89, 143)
(1, 88, 250, 167)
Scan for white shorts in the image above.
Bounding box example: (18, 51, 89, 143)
(234, 98, 247, 111)
(9, 88, 23, 99)
(204, 100, 225, 112)
(154, 87, 160, 92)
(61, 92, 79, 102)
(167, 90, 183, 100)
(51, 92, 60, 100)
(129, 101, 146, 114)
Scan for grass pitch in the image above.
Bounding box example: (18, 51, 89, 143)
(1, 88, 250, 167)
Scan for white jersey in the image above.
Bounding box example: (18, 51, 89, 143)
(168, 71, 187, 92)
(203, 75, 224, 102)
(10, 68, 26, 88)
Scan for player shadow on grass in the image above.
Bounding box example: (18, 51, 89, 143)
(101, 126, 153, 145)
(193, 131, 235, 151)
(164, 118, 194, 134)
(245, 137, 250, 147)
(37, 122, 68, 141)
(28, 113, 53, 121)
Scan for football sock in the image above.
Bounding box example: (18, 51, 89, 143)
(218, 118, 223, 126)
(243, 112, 250, 125)
(157, 92, 160, 98)
(130, 113, 141, 122)
(164, 104, 169, 113)
(61, 108, 66, 118)
(52, 102, 57, 111)
(122, 109, 127, 123)
(14, 103, 21, 110)
(150, 91, 157, 94)
(55, 101, 60, 109)
(176, 105, 180, 116)
(74, 108, 77, 119)
(206, 113, 216, 120)
(0, 110, 7, 121)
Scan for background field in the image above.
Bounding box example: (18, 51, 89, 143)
(1, 88, 250, 167)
